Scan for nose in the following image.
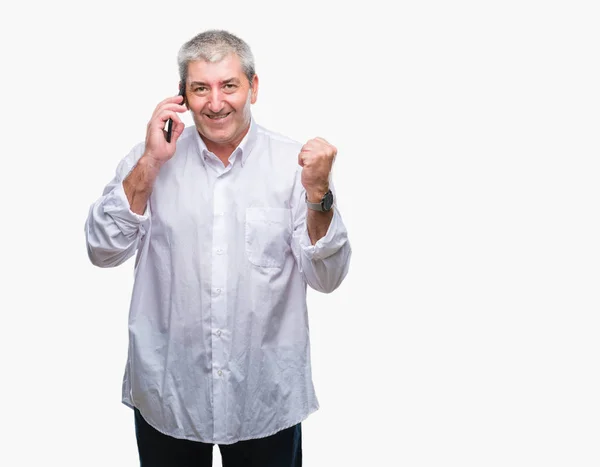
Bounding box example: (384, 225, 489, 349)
(208, 88, 225, 113)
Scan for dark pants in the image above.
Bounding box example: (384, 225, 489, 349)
(134, 408, 302, 467)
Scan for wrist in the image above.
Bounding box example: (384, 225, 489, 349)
(140, 153, 165, 172)
(305, 185, 330, 203)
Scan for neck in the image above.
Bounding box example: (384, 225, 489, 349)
(203, 140, 237, 165)
(200, 123, 251, 166)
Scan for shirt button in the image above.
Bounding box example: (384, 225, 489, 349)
(216, 330, 222, 336)
(215, 288, 222, 295)
(216, 248, 223, 255)
(217, 370, 223, 376)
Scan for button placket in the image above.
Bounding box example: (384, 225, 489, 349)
(211, 177, 229, 441)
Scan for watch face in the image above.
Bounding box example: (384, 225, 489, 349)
(322, 190, 334, 211)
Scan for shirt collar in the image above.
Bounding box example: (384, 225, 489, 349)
(193, 117, 257, 168)
(237, 118, 257, 167)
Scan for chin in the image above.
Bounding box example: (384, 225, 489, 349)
(200, 131, 235, 146)
(208, 129, 233, 142)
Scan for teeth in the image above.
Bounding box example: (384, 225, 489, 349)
(208, 113, 229, 119)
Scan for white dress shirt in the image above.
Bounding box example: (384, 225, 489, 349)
(85, 119, 351, 444)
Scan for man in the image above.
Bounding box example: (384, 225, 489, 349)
(85, 30, 351, 466)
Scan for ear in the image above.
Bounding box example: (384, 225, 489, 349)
(250, 75, 259, 104)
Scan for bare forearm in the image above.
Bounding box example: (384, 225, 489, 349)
(306, 209, 333, 244)
(123, 155, 161, 215)
(306, 189, 333, 244)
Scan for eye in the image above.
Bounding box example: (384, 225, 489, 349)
(223, 83, 238, 92)
(193, 86, 208, 93)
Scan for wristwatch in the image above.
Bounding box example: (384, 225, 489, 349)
(306, 189, 334, 212)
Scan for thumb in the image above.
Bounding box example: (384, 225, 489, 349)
(172, 120, 185, 143)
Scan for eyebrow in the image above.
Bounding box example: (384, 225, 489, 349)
(189, 78, 241, 87)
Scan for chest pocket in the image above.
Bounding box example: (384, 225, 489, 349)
(245, 207, 292, 268)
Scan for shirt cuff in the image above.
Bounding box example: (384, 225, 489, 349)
(102, 182, 150, 236)
(299, 208, 345, 261)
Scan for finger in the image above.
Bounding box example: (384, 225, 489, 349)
(149, 110, 182, 129)
(151, 95, 185, 119)
(161, 101, 187, 112)
(171, 120, 186, 143)
(301, 142, 316, 154)
(153, 105, 186, 123)
(162, 94, 185, 106)
(314, 139, 336, 157)
(152, 101, 187, 120)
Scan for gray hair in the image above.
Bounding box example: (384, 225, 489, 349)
(177, 30, 256, 84)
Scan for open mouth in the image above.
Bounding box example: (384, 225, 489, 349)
(205, 112, 232, 120)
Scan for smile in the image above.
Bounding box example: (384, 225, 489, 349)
(205, 112, 232, 120)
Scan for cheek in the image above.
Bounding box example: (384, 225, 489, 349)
(232, 94, 251, 111)
(187, 97, 205, 113)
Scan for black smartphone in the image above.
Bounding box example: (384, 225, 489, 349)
(166, 81, 186, 143)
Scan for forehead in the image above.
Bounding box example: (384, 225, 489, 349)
(186, 54, 245, 83)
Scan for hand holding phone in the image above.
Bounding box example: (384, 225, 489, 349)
(166, 81, 186, 143)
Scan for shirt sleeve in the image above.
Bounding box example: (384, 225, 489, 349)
(85, 143, 150, 268)
(291, 169, 352, 293)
